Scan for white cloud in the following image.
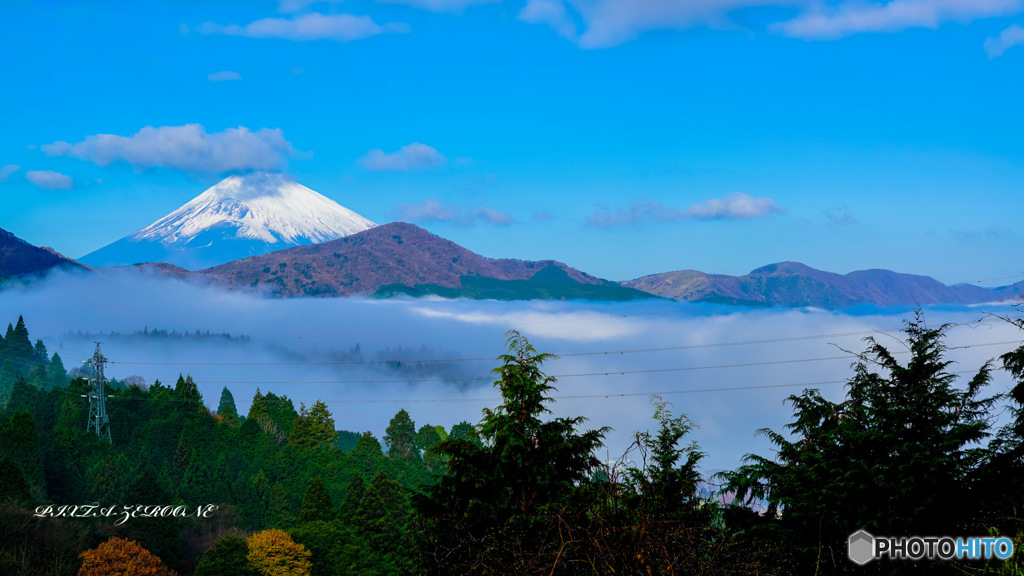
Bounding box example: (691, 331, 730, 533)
(773, 0, 1021, 40)
(985, 24, 1024, 57)
(520, 0, 803, 49)
(587, 200, 686, 227)
(196, 13, 409, 42)
(359, 142, 446, 171)
(392, 198, 516, 226)
(208, 71, 242, 81)
(588, 194, 784, 227)
(25, 170, 73, 190)
(519, 0, 578, 39)
(685, 192, 785, 220)
(0, 164, 20, 182)
(377, 0, 501, 12)
(41, 124, 296, 174)
(518, 0, 1022, 47)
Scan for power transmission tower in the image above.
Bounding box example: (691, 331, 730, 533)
(85, 342, 112, 444)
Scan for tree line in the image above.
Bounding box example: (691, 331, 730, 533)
(0, 312, 1022, 575)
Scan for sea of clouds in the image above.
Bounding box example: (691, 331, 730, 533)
(3, 269, 1022, 475)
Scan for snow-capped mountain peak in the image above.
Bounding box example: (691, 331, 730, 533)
(80, 172, 377, 270)
(133, 172, 375, 245)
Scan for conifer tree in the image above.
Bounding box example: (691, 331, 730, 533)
(299, 476, 336, 523)
(416, 330, 608, 575)
(384, 409, 416, 460)
(217, 386, 239, 424)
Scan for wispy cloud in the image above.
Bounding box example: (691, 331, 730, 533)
(588, 193, 784, 227)
(359, 143, 446, 171)
(685, 192, 785, 220)
(773, 0, 1021, 40)
(195, 13, 409, 42)
(519, 0, 806, 49)
(587, 200, 686, 228)
(25, 170, 73, 190)
(208, 71, 242, 81)
(41, 124, 296, 174)
(0, 164, 20, 182)
(392, 198, 515, 226)
(378, 0, 501, 13)
(823, 206, 858, 226)
(985, 24, 1024, 57)
(519, 0, 1022, 47)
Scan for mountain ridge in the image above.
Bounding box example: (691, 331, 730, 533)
(197, 221, 654, 301)
(0, 228, 89, 280)
(621, 262, 1024, 307)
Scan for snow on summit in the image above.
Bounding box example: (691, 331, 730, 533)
(79, 172, 377, 270)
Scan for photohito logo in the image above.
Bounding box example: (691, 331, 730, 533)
(848, 530, 1015, 565)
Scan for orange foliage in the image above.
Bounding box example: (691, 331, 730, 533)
(246, 529, 312, 576)
(78, 537, 177, 576)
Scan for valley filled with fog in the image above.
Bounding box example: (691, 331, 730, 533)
(5, 269, 1021, 474)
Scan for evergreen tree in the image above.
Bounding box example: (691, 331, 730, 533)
(384, 409, 416, 461)
(0, 456, 30, 502)
(32, 339, 47, 365)
(415, 330, 608, 575)
(345, 471, 418, 576)
(2, 410, 45, 498)
(47, 353, 66, 389)
(339, 475, 365, 522)
(723, 313, 999, 573)
(299, 476, 336, 522)
(289, 400, 337, 450)
(217, 386, 239, 423)
(196, 534, 256, 576)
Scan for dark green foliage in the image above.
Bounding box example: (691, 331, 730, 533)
(2, 410, 45, 499)
(723, 313, 1000, 573)
(374, 273, 659, 302)
(344, 471, 418, 576)
(339, 474, 365, 521)
(195, 534, 256, 576)
(335, 430, 361, 451)
(47, 353, 67, 390)
(174, 373, 202, 403)
(447, 420, 482, 448)
(384, 409, 417, 461)
(216, 386, 240, 423)
(415, 330, 609, 575)
(289, 400, 337, 450)
(290, 520, 344, 576)
(0, 458, 30, 503)
(299, 476, 336, 522)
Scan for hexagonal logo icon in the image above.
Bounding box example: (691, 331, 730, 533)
(848, 530, 875, 565)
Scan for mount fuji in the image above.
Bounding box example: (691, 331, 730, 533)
(80, 172, 377, 270)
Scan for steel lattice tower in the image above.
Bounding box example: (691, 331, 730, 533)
(85, 342, 112, 443)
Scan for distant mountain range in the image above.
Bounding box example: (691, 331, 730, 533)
(622, 262, 1024, 307)
(0, 228, 87, 281)
(80, 173, 376, 270)
(3, 173, 1023, 308)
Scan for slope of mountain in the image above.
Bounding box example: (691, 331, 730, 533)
(200, 222, 656, 301)
(79, 172, 376, 270)
(0, 227, 89, 280)
(622, 262, 1024, 307)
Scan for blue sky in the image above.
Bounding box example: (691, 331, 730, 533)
(2, 0, 1024, 284)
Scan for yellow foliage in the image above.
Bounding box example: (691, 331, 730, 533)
(246, 529, 312, 576)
